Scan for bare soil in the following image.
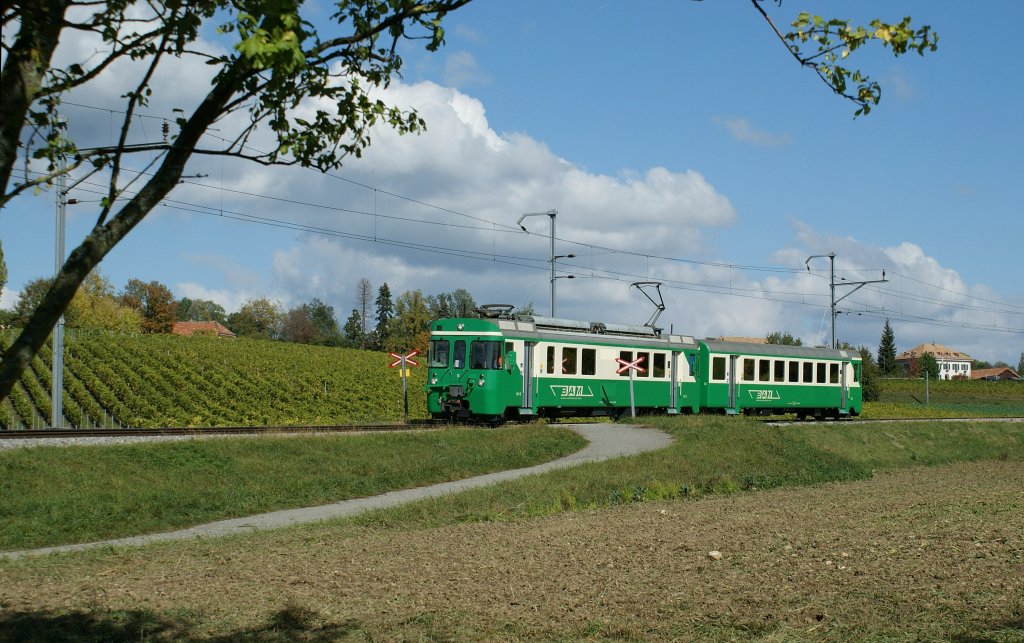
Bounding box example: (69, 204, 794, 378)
(2, 460, 1022, 641)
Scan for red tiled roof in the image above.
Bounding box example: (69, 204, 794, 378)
(171, 321, 236, 338)
(895, 342, 971, 361)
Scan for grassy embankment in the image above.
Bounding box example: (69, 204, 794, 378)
(2, 416, 1020, 552)
(340, 415, 1023, 531)
(0, 425, 585, 551)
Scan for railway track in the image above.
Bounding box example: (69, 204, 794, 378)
(0, 421, 441, 440)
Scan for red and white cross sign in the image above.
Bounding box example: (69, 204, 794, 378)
(389, 349, 420, 368)
(614, 355, 646, 374)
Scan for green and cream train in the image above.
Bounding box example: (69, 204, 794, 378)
(425, 310, 862, 424)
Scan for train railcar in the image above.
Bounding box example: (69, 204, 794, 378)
(426, 310, 862, 423)
(426, 313, 701, 423)
(697, 341, 862, 418)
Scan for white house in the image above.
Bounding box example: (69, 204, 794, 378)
(895, 342, 972, 380)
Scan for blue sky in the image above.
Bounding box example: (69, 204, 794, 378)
(2, 0, 1022, 363)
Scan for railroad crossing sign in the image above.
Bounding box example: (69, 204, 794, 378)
(389, 349, 419, 368)
(615, 355, 646, 374)
(614, 355, 646, 417)
(388, 349, 419, 422)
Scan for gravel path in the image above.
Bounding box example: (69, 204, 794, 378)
(2, 423, 671, 559)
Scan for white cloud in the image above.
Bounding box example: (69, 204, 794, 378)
(442, 50, 492, 87)
(713, 115, 793, 147)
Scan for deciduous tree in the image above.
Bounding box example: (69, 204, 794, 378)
(66, 270, 141, 332)
(176, 298, 227, 324)
(0, 0, 471, 397)
(227, 298, 282, 340)
(765, 331, 802, 346)
(918, 351, 940, 380)
(119, 279, 176, 333)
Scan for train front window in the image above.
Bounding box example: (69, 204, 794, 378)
(429, 340, 450, 368)
(470, 340, 503, 370)
(453, 340, 466, 369)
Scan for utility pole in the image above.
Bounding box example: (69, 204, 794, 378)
(52, 117, 68, 429)
(518, 209, 574, 316)
(806, 252, 887, 348)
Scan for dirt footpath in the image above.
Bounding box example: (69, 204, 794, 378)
(2, 459, 1022, 641)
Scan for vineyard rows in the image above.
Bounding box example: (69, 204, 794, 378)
(1, 332, 427, 429)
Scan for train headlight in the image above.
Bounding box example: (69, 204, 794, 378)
(477, 376, 485, 387)
(430, 375, 437, 385)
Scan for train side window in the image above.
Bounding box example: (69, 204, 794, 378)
(429, 340, 450, 368)
(803, 362, 813, 383)
(581, 348, 596, 375)
(789, 361, 800, 383)
(712, 356, 726, 381)
(653, 353, 666, 378)
(562, 347, 578, 374)
(854, 363, 861, 383)
(774, 360, 785, 382)
(688, 353, 696, 377)
(817, 362, 826, 383)
(759, 359, 771, 382)
(830, 363, 840, 383)
(743, 358, 755, 382)
(636, 352, 650, 377)
(453, 340, 466, 369)
(546, 346, 555, 374)
(618, 351, 633, 377)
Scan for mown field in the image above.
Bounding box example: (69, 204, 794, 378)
(1, 416, 1021, 641)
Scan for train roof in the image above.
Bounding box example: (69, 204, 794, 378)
(430, 315, 698, 349)
(702, 340, 860, 361)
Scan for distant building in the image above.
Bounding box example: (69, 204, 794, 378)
(171, 321, 236, 338)
(895, 342, 971, 380)
(971, 367, 1022, 381)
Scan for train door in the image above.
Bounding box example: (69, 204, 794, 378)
(840, 360, 850, 414)
(519, 341, 536, 416)
(727, 355, 738, 414)
(668, 352, 679, 414)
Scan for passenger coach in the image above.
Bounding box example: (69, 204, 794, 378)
(698, 340, 862, 418)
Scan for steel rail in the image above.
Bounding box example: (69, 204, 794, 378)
(0, 421, 442, 440)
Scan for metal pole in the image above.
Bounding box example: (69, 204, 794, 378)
(548, 210, 556, 316)
(52, 117, 67, 429)
(628, 368, 636, 417)
(829, 253, 836, 348)
(402, 364, 409, 423)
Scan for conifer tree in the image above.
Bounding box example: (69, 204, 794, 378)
(374, 283, 394, 349)
(877, 320, 898, 375)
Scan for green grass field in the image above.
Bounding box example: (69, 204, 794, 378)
(3, 416, 1020, 551)
(0, 425, 584, 550)
(338, 416, 1023, 532)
